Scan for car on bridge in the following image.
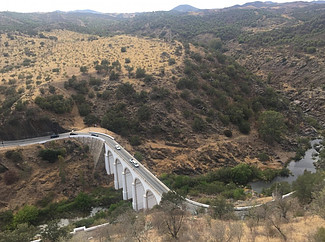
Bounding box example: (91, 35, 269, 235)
(115, 145, 121, 150)
(50, 134, 59, 138)
(129, 158, 135, 164)
(133, 162, 139, 168)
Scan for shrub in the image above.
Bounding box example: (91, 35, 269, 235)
(80, 66, 88, 74)
(121, 47, 127, 52)
(258, 152, 269, 162)
(137, 105, 151, 121)
(13, 205, 39, 226)
(176, 78, 198, 90)
(208, 195, 234, 219)
(109, 71, 119, 81)
(4, 170, 19, 185)
(78, 103, 91, 116)
(35, 95, 73, 114)
(134, 152, 144, 162)
(135, 67, 146, 78)
(192, 117, 206, 132)
(84, 114, 99, 126)
(168, 58, 176, 65)
(238, 120, 250, 134)
(129, 135, 141, 146)
(74, 192, 93, 212)
(231, 163, 254, 185)
(293, 171, 325, 204)
(39, 149, 66, 163)
(223, 130, 232, 137)
(258, 110, 286, 144)
(5, 150, 22, 162)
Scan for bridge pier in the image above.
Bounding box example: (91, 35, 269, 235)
(122, 171, 127, 200)
(132, 182, 137, 210)
(113, 161, 119, 189)
(143, 194, 148, 210)
(104, 153, 110, 175)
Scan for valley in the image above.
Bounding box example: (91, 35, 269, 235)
(0, 1, 325, 241)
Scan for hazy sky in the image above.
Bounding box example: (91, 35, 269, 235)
(0, 0, 314, 13)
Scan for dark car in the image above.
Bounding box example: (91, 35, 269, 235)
(91, 133, 99, 137)
(50, 134, 59, 138)
(70, 132, 78, 135)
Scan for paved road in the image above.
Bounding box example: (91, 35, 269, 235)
(1, 132, 169, 196)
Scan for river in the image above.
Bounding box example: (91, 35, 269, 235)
(249, 139, 322, 193)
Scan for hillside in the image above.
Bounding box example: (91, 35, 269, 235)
(1, 2, 325, 241)
(0, 27, 307, 177)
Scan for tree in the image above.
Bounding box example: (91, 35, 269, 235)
(258, 110, 286, 144)
(231, 163, 254, 185)
(74, 192, 93, 213)
(115, 209, 148, 242)
(41, 219, 71, 242)
(0, 223, 37, 242)
(13, 205, 39, 227)
(153, 191, 186, 240)
(293, 171, 325, 204)
(208, 195, 234, 219)
(312, 187, 325, 219)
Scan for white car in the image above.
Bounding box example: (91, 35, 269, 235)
(115, 145, 121, 150)
(133, 162, 139, 168)
(129, 158, 134, 163)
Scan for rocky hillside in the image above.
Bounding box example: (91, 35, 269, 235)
(1, 3, 324, 176)
(0, 139, 110, 211)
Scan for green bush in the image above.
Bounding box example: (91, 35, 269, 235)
(223, 130, 232, 137)
(35, 95, 73, 114)
(78, 103, 91, 116)
(0, 210, 13, 231)
(192, 117, 206, 132)
(258, 110, 286, 144)
(258, 152, 269, 162)
(137, 105, 151, 121)
(135, 67, 146, 78)
(74, 192, 93, 213)
(129, 135, 141, 146)
(39, 149, 66, 163)
(13, 205, 39, 226)
(231, 163, 254, 185)
(84, 114, 99, 126)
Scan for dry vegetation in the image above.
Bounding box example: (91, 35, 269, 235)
(0, 30, 183, 102)
(0, 139, 110, 211)
(70, 206, 325, 242)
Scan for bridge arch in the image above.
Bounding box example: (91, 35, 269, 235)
(122, 167, 133, 200)
(104, 145, 114, 175)
(114, 158, 123, 189)
(132, 178, 145, 210)
(145, 189, 158, 209)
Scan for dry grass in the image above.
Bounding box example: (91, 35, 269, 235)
(0, 30, 183, 100)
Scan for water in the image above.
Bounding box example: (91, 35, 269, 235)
(58, 207, 107, 227)
(249, 139, 322, 193)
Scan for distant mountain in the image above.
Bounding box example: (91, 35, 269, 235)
(171, 4, 200, 12)
(69, 9, 102, 14)
(232, 1, 277, 8)
(312, 0, 325, 3)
